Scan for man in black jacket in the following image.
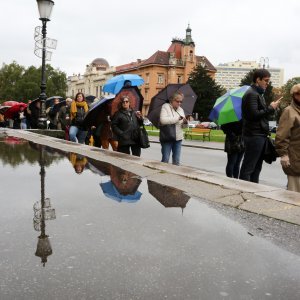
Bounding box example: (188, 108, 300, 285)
(239, 69, 281, 183)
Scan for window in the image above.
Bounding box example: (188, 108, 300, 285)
(158, 74, 164, 84)
(177, 75, 183, 84)
(146, 73, 150, 84)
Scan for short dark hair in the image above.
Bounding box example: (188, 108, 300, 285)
(252, 69, 271, 83)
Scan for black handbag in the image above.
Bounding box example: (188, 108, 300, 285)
(159, 124, 176, 143)
(138, 125, 150, 148)
(263, 136, 277, 164)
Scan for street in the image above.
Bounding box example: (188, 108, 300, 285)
(141, 142, 287, 189)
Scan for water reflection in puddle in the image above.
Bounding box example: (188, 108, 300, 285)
(0, 137, 300, 299)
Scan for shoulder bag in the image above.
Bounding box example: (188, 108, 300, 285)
(263, 136, 277, 164)
(138, 125, 150, 148)
(159, 124, 176, 143)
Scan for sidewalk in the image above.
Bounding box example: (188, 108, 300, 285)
(148, 135, 223, 150)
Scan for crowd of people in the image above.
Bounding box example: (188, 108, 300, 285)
(1, 69, 299, 193)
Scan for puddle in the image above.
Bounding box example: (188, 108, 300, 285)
(0, 136, 300, 299)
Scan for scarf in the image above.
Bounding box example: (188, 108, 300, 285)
(70, 101, 88, 120)
(252, 84, 265, 95)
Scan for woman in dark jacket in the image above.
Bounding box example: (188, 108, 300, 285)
(221, 120, 244, 178)
(111, 95, 143, 156)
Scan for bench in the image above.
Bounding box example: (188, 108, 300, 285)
(184, 128, 211, 141)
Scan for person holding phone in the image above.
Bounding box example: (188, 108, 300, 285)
(239, 69, 281, 183)
(159, 91, 187, 165)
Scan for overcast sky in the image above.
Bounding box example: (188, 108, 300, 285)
(1, 0, 299, 83)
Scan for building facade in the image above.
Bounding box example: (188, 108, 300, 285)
(115, 25, 216, 115)
(215, 60, 284, 90)
(66, 26, 216, 115)
(67, 58, 115, 99)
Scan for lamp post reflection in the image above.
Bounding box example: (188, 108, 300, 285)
(33, 146, 56, 266)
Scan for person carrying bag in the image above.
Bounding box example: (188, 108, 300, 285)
(159, 91, 187, 165)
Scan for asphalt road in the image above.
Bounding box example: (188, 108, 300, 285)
(141, 142, 287, 189)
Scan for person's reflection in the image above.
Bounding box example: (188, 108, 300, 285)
(33, 146, 56, 266)
(69, 152, 88, 174)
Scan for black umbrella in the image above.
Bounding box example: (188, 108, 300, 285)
(148, 180, 190, 209)
(83, 95, 115, 128)
(85, 95, 96, 105)
(45, 96, 64, 108)
(28, 98, 40, 111)
(147, 84, 197, 127)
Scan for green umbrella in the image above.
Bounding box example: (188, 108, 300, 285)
(209, 85, 250, 125)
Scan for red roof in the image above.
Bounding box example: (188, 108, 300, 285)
(139, 51, 170, 67)
(167, 41, 182, 59)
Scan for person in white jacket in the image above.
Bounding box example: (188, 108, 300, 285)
(159, 91, 187, 165)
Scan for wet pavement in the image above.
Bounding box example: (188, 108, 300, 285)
(0, 136, 300, 299)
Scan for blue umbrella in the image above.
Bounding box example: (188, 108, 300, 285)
(103, 74, 144, 95)
(209, 85, 250, 125)
(100, 181, 142, 203)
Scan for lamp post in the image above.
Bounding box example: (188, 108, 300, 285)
(36, 0, 55, 129)
(260, 57, 269, 69)
(33, 146, 56, 266)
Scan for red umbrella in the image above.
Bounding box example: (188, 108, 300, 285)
(2, 101, 19, 107)
(3, 137, 26, 145)
(4, 102, 27, 119)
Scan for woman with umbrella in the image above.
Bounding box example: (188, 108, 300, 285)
(111, 95, 143, 156)
(159, 91, 187, 165)
(69, 92, 89, 144)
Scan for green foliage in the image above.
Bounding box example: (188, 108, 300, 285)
(281, 77, 300, 107)
(0, 61, 67, 103)
(0, 61, 25, 101)
(240, 68, 275, 105)
(188, 65, 226, 121)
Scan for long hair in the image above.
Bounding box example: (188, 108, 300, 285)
(75, 92, 85, 101)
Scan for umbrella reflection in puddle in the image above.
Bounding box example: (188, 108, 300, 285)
(147, 180, 190, 210)
(94, 163, 143, 203)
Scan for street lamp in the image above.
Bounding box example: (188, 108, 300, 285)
(36, 0, 55, 129)
(260, 57, 269, 69)
(33, 146, 56, 266)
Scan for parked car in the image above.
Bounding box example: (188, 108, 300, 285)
(187, 121, 200, 128)
(200, 122, 218, 129)
(143, 118, 153, 126)
(269, 126, 277, 133)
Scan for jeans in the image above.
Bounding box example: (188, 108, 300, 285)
(226, 151, 244, 178)
(239, 135, 266, 183)
(161, 140, 182, 165)
(69, 126, 87, 144)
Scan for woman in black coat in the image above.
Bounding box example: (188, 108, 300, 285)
(221, 120, 244, 178)
(111, 95, 143, 157)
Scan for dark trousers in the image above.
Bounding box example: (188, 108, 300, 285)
(239, 135, 266, 183)
(226, 151, 244, 178)
(118, 144, 141, 157)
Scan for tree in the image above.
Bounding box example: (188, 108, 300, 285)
(240, 69, 275, 105)
(188, 65, 226, 121)
(0, 62, 67, 102)
(0, 61, 25, 101)
(281, 77, 300, 106)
